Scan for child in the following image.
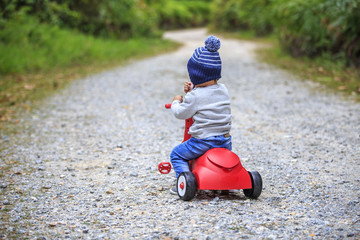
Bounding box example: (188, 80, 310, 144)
(170, 35, 232, 194)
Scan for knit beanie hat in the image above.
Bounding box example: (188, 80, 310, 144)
(187, 35, 222, 86)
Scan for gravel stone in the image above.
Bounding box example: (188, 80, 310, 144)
(2, 135, 9, 142)
(0, 29, 359, 239)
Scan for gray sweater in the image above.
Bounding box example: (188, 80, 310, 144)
(171, 83, 232, 139)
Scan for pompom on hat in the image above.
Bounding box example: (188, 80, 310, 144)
(187, 35, 222, 86)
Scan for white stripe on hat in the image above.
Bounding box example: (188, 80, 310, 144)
(191, 56, 222, 67)
(197, 57, 221, 62)
(192, 47, 221, 66)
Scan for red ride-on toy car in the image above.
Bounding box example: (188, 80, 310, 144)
(158, 103, 263, 201)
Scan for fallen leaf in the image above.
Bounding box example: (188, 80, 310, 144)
(334, 76, 342, 82)
(24, 84, 35, 90)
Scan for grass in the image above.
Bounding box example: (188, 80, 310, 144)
(0, 39, 179, 133)
(257, 43, 360, 98)
(217, 30, 360, 99)
(0, 17, 180, 134)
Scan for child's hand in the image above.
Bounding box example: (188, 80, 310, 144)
(184, 81, 194, 93)
(172, 95, 183, 103)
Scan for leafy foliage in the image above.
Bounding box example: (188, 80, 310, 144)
(0, 12, 177, 75)
(274, 0, 360, 66)
(0, 0, 212, 38)
(154, 0, 211, 29)
(210, 0, 273, 36)
(0, 0, 161, 39)
(0, 0, 211, 75)
(210, 0, 360, 67)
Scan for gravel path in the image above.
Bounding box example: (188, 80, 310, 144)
(1, 28, 360, 239)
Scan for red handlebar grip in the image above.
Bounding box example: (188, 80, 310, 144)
(165, 103, 172, 109)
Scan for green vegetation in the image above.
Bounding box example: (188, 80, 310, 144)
(210, 0, 273, 36)
(216, 30, 359, 98)
(155, 0, 211, 29)
(0, 0, 210, 131)
(258, 39, 360, 97)
(0, 0, 161, 39)
(211, 0, 360, 66)
(0, 13, 176, 75)
(210, 0, 360, 96)
(273, 0, 360, 65)
(0, 0, 212, 75)
(0, 28, 178, 130)
(0, 0, 212, 39)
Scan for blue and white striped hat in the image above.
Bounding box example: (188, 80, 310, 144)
(187, 35, 222, 86)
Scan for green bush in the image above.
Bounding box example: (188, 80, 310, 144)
(210, 0, 360, 66)
(154, 0, 211, 30)
(210, 0, 274, 36)
(274, 0, 360, 66)
(0, 0, 211, 75)
(1, 0, 212, 39)
(274, 0, 328, 57)
(0, 0, 161, 39)
(0, 12, 175, 75)
(180, 1, 211, 27)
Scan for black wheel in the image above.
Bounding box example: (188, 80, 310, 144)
(177, 172, 197, 201)
(243, 171, 262, 199)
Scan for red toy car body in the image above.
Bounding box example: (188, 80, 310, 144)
(159, 103, 262, 201)
(191, 148, 252, 190)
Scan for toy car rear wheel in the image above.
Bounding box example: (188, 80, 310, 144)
(177, 172, 197, 201)
(243, 171, 262, 199)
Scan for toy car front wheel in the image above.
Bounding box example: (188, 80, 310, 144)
(177, 172, 197, 201)
(243, 171, 262, 199)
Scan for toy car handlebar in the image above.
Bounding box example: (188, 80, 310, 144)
(165, 103, 172, 109)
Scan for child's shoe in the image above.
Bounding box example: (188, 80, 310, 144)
(170, 185, 177, 195)
(170, 180, 177, 195)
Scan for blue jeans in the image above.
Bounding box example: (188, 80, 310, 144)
(170, 135, 232, 178)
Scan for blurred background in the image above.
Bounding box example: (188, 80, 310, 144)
(0, 0, 359, 128)
(1, 0, 359, 74)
